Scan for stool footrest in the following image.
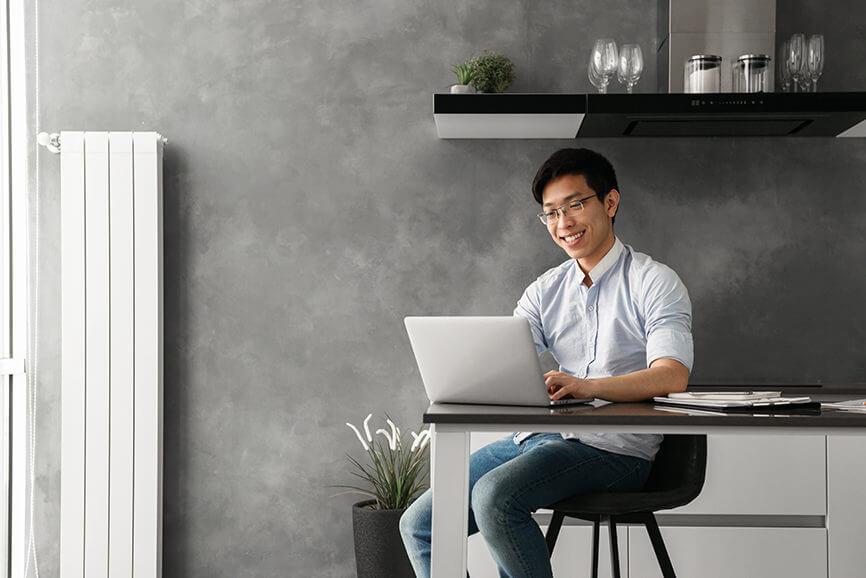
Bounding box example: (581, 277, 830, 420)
(544, 512, 676, 578)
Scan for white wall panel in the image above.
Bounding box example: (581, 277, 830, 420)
(132, 132, 164, 578)
(109, 132, 135, 578)
(83, 131, 111, 578)
(60, 131, 86, 578)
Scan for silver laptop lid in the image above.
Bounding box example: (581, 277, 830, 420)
(404, 316, 586, 407)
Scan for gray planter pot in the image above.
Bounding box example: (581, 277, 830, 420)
(352, 499, 415, 578)
(450, 84, 476, 94)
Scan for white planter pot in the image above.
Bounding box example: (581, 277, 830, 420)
(450, 84, 476, 94)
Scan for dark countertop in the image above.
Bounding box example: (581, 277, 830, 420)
(423, 394, 866, 428)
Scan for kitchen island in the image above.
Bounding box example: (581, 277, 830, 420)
(423, 396, 866, 578)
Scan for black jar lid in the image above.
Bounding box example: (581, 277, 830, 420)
(736, 54, 772, 62)
(687, 54, 723, 63)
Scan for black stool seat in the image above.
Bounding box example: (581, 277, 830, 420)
(547, 484, 702, 517)
(543, 435, 707, 578)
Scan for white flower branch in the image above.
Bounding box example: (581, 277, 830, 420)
(376, 428, 397, 451)
(346, 421, 370, 451)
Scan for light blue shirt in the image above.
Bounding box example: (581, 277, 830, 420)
(513, 237, 694, 461)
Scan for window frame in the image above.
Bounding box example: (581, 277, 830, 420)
(2, 0, 30, 576)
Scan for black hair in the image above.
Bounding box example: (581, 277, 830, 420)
(531, 148, 619, 224)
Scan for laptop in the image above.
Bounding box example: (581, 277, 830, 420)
(404, 316, 593, 407)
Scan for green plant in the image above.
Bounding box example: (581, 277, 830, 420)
(451, 61, 475, 85)
(467, 50, 515, 93)
(334, 413, 430, 510)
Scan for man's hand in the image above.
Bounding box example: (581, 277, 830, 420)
(544, 371, 598, 400)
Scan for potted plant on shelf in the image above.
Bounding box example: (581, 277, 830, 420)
(467, 49, 515, 93)
(450, 61, 476, 93)
(336, 413, 431, 578)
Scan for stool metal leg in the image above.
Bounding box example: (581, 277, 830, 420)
(643, 513, 676, 578)
(545, 511, 565, 555)
(591, 519, 600, 578)
(607, 516, 621, 578)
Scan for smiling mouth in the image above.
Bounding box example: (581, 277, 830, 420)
(560, 230, 586, 245)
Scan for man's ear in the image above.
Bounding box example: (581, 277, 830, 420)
(605, 189, 620, 219)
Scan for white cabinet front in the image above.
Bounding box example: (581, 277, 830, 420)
(628, 526, 827, 578)
(663, 434, 826, 516)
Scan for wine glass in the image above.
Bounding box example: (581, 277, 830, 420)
(591, 39, 618, 94)
(617, 44, 643, 93)
(807, 34, 824, 92)
(588, 56, 605, 92)
(787, 33, 806, 92)
(778, 38, 791, 92)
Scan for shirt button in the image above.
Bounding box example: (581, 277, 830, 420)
(588, 305, 595, 311)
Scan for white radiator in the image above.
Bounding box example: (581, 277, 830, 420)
(59, 132, 164, 578)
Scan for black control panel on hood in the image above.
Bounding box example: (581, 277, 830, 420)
(577, 93, 866, 137)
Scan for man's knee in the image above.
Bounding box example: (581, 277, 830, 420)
(398, 507, 412, 539)
(471, 471, 517, 529)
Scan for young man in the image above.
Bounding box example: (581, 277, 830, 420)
(400, 148, 693, 578)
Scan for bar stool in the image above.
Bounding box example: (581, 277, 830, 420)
(543, 435, 707, 578)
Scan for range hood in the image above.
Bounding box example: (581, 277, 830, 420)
(433, 0, 866, 138)
(433, 92, 866, 138)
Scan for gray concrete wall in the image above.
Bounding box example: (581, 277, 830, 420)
(27, 1, 866, 576)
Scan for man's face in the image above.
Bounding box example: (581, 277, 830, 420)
(540, 173, 619, 263)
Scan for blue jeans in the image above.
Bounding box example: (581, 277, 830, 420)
(399, 433, 652, 578)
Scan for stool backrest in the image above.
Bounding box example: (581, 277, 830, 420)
(642, 435, 707, 507)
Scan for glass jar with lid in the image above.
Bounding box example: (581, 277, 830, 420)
(732, 54, 772, 93)
(684, 55, 722, 93)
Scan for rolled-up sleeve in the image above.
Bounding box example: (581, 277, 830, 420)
(513, 282, 549, 355)
(642, 266, 694, 373)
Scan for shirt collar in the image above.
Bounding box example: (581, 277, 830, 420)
(577, 237, 624, 286)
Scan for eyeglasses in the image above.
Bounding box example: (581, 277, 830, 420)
(537, 193, 598, 225)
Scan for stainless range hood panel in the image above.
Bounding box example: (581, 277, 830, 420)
(433, 94, 586, 139)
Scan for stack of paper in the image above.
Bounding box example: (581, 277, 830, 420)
(820, 398, 866, 413)
(653, 391, 816, 411)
